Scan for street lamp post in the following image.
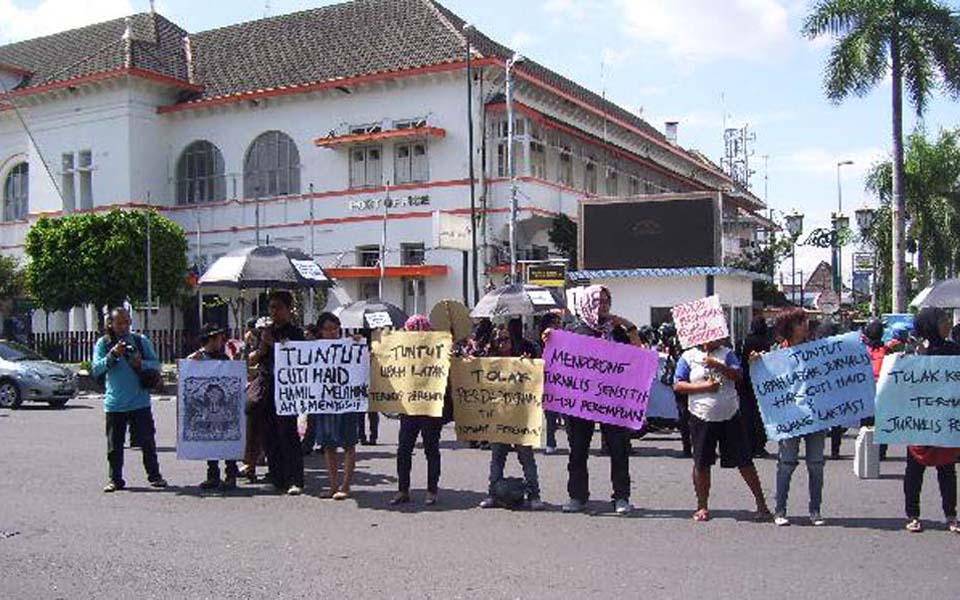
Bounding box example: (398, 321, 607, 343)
(856, 206, 878, 315)
(832, 212, 850, 303)
(785, 212, 804, 306)
(834, 160, 854, 296)
(505, 52, 524, 283)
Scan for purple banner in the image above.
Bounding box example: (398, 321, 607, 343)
(542, 330, 659, 430)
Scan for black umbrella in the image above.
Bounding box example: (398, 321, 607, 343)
(336, 299, 408, 330)
(469, 284, 562, 318)
(198, 246, 333, 290)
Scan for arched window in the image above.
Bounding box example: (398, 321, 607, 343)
(243, 131, 300, 198)
(3, 162, 28, 221)
(176, 141, 226, 205)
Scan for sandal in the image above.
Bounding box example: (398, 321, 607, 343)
(332, 490, 350, 501)
(905, 518, 923, 533)
(693, 509, 710, 522)
(947, 519, 959, 533)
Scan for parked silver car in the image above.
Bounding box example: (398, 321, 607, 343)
(0, 340, 78, 409)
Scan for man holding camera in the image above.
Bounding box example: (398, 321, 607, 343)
(91, 307, 167, 492)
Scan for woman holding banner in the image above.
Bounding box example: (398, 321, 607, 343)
(558, 285, 638, 516)
(769, 308, 826, 527)
(903, 308, 960, 534)
(390, 315, 445, 506)
(312, 313, 360, 501)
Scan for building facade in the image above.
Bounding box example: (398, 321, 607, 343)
(0, 0, 766, 334)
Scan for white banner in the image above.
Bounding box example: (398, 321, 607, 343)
(671, 295, 729, 349)
(177, 359, 247, 460)
(273, 339, 370, 415)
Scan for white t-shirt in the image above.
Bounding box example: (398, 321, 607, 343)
(676, 346, 741, 422)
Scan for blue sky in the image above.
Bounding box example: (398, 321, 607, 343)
(2, 0, 959, 280)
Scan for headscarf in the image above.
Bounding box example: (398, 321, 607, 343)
(578, 284, 613, 336)
(404, 314, 433, 332)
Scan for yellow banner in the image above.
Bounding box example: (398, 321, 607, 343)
(450, 357, 544, 446)
(369, 331, 452, 417)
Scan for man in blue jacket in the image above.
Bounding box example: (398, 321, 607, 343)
(91, 308, 167, 492)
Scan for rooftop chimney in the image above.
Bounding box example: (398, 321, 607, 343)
(665, 121, 678, 145)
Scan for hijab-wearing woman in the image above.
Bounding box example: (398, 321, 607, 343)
(904, 308, 960, 533)
(390, 315, 445, 506)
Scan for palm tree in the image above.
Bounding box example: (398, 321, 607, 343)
(803, 0, 960, 312)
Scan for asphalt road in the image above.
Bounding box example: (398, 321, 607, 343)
(0, 395, 956, 599)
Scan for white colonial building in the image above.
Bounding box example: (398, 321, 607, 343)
(0, 0, 767, 336)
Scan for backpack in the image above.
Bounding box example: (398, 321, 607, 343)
(491, 477, 527, 509)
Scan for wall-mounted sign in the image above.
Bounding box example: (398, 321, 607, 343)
(432, 211, 473, 251)
(526, 263, 567, 288)
(853, 253, 874, 273)
(349, 195, 430, 212)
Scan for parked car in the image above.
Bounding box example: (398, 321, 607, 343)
(0, 340, 78, 409)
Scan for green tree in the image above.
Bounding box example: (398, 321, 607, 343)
(803, 0, 960, 312)
(548, 214, 578, 270)
(866, 127, 960, 287)
(25, 210, 189, 313)
(0, 254, 26, 304)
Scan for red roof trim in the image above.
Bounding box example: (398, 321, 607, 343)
(326, 265, 449, 279)
(0, 66, 202, 100)
(157, 57, 501, 115)
(314, 126, 446, 148)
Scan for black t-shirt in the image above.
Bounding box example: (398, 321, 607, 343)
(258, 321, 305, 382)
(923, 339, 960, 357)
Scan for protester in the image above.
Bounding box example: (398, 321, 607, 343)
(903, 308, 960, 533)
(391, 315, 445, 506)
(187, 323, 239, 491)
(357, 328, 380, 446)
(737, 316, 770, 458)
(240, 318, 268, 483)
(769, 308, 826, 526)
(674, 338, 771, 522)
(312, 313, 360, 500)
(480, 322, 544, 510)
(538, 312, 564, 455)
(247, 291, 305, 496)
(460, 318, 495, 449)
(558, 285, 638, 515)
(91, 307, 167, 492)
(861, 319, 889, 460)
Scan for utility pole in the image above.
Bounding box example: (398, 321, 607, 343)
(506, 53, 524, 283)
(464, 24, 480, 305)
(145, 191, 152, 332)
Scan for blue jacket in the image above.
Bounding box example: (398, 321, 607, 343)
(91, 333, 160, 413)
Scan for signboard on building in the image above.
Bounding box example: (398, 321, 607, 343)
(853, 253, 873, 273)
(432, 211, 472, 251)
(579, 193, 722, 270)
(349, 195, 430, 212)
(526, 263, 567, 287)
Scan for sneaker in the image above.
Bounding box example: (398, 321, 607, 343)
(774, 514, 790, 527)
(810, 513, 826, 526)
(479, 497, 497, 509)
(287, 485, 303, 496)
(220, 477, 237, 491)
(198, 478, 221, 490)
(562, 498, 585, 513)
(544, 446, 557, 455)
(905, 518, 923, 533)
(614, 499, 633, 516)
(149, 478, 168, 489)
(424, 492, 438, 506)
(102, 481, 125, 493)
(528, 498, 546, 511)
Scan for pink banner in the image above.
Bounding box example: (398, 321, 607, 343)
(542, 330, 658, 430)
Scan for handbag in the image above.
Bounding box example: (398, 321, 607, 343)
(132, 335, 163, 392)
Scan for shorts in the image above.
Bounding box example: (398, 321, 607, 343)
(689, 413, 753, 470)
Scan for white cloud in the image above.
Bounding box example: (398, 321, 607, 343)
(542, 0, 588, 22)
(509, 30, 538, 51)
(617, 0, 792, 63)
(0, 0, 134, 43)
(775, 146, 886, 176)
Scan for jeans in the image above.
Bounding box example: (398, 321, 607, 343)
(566, 416, 631, 502)
(489, 443, 540, 500)
(904, 451, 957, 519)
(105, 407, 162, 485)
(206, 460, 239, 481)
(545, 412, 560, 449)
(264, 412, 304, 489)
(358, 411, 380, 443)
(397, 415, 442, 493)
(775, 431, 826, 515)
(675, 394, 692, 455)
